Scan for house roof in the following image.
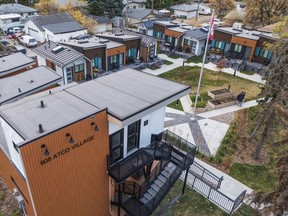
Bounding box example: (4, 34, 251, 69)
(123, 0, 146, 4)
(185, 28, 208, 40)
(0, 68, 190, 144)
(0, 52, 35, 77)
(60, 37, 106, 49)
(257, 23, 277, 33)
(113, 28, 157, 47)
(32, 41, 84, 68)
(86, 15, 111, 24)
(96, 31, 141, 41)
(43, 21, 86, 34)
(0, 13, 21, 19)
(224, 9, 245, 21)
(0, 3, 38, 15)
(122, 9, 157, 20)
(0, 66, 62, 105)
(27, 13, 86, 33)
(170, 4, 198, 12)
(140, 18, 173, 29)
(66, 68, 190, 125)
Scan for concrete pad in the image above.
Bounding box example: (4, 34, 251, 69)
(198, 119, 230, 156)
(165, 106, 185, 115)
(165, 122, 195, 145)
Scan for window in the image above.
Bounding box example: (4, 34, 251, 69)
(109, 129, 124, 164)
(184, 39, 191, 46)
(234, 44, 242, 53)
(119, 54, 124, 65)
(261, 50, 269, 58)
(75, 63, 84, 73)
(110, 55, 117, 63)
(92, 57, 102, 69)
(127, 120, 140, 152)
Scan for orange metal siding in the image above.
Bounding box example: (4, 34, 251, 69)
(164, 29, 182, 38)
(231, 36, 257, 61)
(20, 110, 110, 216)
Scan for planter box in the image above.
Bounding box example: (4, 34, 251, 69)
(208, 88, 233, 99)
(207, 97, 237, 110)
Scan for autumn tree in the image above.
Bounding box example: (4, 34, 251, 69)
(215, 58, 227, 83)
(209, 0, 236, 19)
(245, 0, 288, 27)
(35, 0, 97, 33)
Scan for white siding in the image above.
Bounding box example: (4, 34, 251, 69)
(0, 118, 26, 177)
(24, 20, 45, 42)
(44, 28, 88, 43)
(174, 10, 196, 19)
(108, 106, 165, 158)
(91, 23, 112, 33)
(182, 35, 205, 56)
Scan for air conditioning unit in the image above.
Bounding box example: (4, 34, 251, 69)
(232, 22, 243, 30)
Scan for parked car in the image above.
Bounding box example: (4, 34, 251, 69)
(18, 35, 37, 47)
(11, 27, 23, 33)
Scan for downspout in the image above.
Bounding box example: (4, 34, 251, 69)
(83, 56, 93, 80)
(61, 67, 66, 85)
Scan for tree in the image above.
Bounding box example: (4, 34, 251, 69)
(35, 0, 97, 33)
(245, 0, 288, 27)
(209, 0, 236, 19)
(215, 58, 227, 83)
(87, 0, 123, 18)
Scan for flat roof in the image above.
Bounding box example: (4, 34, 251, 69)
(0, 66, 62, 105)
(0, 52, 35, 77)
(61, 37, 107, 49)
(154, 20, 180, 27)
(167, 26, 190, 33)
(0, 87, 101, 142)
(96, 32, 141, 41)
(234, 33, 259, 40)
(66, 68, 190, 122)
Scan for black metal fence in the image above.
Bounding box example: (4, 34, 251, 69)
(182, 169, 247, 214)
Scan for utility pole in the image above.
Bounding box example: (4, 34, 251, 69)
(125, 0, 129, 27)
(196, 0, 201, 21)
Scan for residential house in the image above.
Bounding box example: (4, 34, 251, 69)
(113, 28, 158, 62)
(181, 28, 208, 55)
(110, 16, 125, 28)
(138, 20, 154, 36)
(86, 15, 112, 33)
(122, 9, 158, 26)
(0, 14, 21, 29)
(96, 31, 141, 64)
(24, 13, 87, 43)
(0, 68, 195, 216)
(212, 25, 276, 64)
(0, 52, 36, 78)
(123, 0, 146, 11)
(170, 4, 198, 19)
(153, 20, 180, 40)
(33, 41, 88, 84)
(0, 3, 38, 17)
(0, 66, 61, 106)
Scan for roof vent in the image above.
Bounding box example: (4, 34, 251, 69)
(39, 124, 44, 133)
(18, 88, 21, 93)
(99, 39, 110, 44)
(52, 46, 65, 54)
(77, 40, 89, 44)
(2, 59, 5, 62)
(40, 100, 45, 108)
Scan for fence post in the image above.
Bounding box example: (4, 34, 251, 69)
(217, 176, 224, 189)
(207, 187, 212, 199)
(182, 168, 189, 195)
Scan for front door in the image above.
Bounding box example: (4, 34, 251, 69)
(243, 47, 251, 60)
(109, 129, 124, 164)
(66, 67, 73, 84)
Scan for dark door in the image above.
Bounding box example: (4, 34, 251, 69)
(109, 129, 124, 164)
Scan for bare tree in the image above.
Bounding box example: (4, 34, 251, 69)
(209, 0, 236, 19)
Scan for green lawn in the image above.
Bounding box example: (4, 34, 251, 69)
(167, 100, 183, 111)
(229, 163, 277, 193)
(186, 55, 203, 64)
(153, 181, 257, 216)
(164, 60, 173, 65)
(159, 66, 262, 102)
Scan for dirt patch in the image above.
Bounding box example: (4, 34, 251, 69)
(0, 177, 21, 216)
(210, 111, 236, 125)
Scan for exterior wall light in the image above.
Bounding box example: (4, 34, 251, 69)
(66, 133, 74, 144)
(41, 144, 50, 156)
(90, 122, 99, 131)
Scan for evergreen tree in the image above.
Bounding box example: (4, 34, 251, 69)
(87, 0, 123, 17)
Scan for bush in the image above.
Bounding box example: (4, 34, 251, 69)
(196, 101, 206, 108)
(190, 95, 202, 102)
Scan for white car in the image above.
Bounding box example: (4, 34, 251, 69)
(18, 35, 37, 47)
(11, 27, 23, 33)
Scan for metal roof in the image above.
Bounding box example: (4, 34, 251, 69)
(0, 52, 35, 77)
(43, 21, 86, 34)
(0, 66, 62, 105)
(113, 28, 157, 47)
(185, 28, 208, 40)
(86, 15, 111, 24)
(0, 3, 38, 15)
(32, 41, 84, 68)
(170, 4, 198, 12)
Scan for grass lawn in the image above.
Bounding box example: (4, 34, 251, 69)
(164, 60, 173, 65)
(159, 66, 262, 102)
(167, 100, 183, 111)
(153, 181, 257, 216)
(240, 70, 255, 75)
(186, 55, 203, 64)
(168, 54, 180, 59)
(229, 163, 277, 193)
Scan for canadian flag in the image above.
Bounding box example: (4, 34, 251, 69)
(209, 17, 215, 41)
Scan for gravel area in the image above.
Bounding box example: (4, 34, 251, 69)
(209, 111, 237, 125)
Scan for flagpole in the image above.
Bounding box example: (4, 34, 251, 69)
(191, 12, 214, 121)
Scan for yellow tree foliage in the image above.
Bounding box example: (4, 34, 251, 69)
(36, 0, 97, 33)
(210, 0, 236, 19)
